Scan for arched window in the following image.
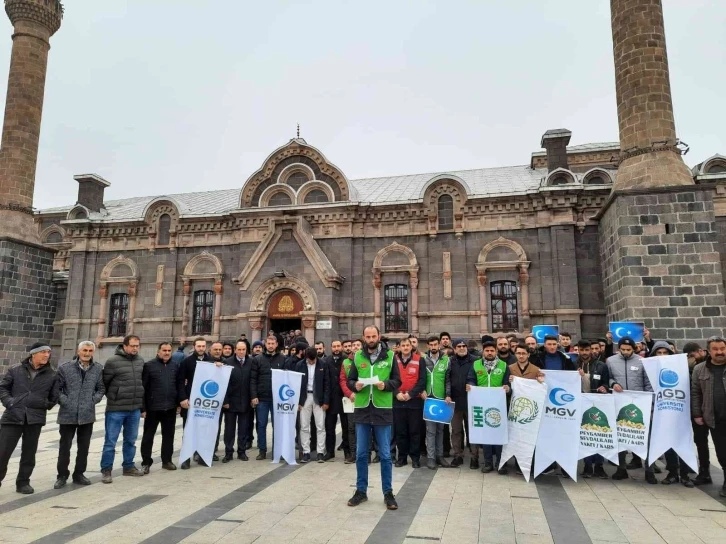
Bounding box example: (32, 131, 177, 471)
(550, 176, 569, 186)
(285, 171, 309, 191)
(45, 231, 62, 244)
(303, 189, 329, 204)
(490, 280, 518, 332)
(192, 290, 214, 335)
(73, 209, 87, 220)
(268, 191, 293, 207)
(108, 293, 129, 337)
(708, 164, 726, 174)
(438, 194, 454, 230)
(157, 214, 171, 245)
(384, 284, 408, 332)
(585, 176, 605, 185)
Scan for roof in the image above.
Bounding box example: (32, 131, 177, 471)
(530, 142, 620, 157)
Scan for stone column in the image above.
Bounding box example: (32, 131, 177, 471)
(301, 313, 316, 346)
(518, 264, 531, 331)
(127, 283, 137, 335)
(181, 280, 191, 339)
(409, 271, 419, 336)
(212, 279, 223, 338)
(477, 270, 488, 334)
(96, 283, 108, 345)
(372, 271, 382, 330)
(248, 313, 265, 343)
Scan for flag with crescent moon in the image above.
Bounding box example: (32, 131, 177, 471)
(500, 377, 547, 482)
(271, 369, 304, 465)
(179, 362, 233, 467)
(423, 398, 455, 424)
(609, 321, 644, 343)
(534, 370, 582, 480)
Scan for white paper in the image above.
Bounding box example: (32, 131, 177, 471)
(359, 376, 381, 386)
(342, 397, 354, 414)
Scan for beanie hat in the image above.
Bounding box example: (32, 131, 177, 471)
(453, 338, 467, 347)
(252, 340, 264, 348)
(28, 342, 51, 355)
(481, 335, 495, 344)
(618, 337, 637, 349)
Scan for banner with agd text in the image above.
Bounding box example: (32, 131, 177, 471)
(579, 393, 619, 464)
(180, 362, 232, 467)
(500, 377, 547, 481)
(271, 369, 303, 465)
(467, 386, 508, 445)
(613, 390, 653, 460)
(644, 354, 697, 471)
(534, 370, 582, 480)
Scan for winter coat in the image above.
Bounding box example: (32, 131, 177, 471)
(250, 351, 286, 402)
(447, 353, 476, 411)
(224, 355, 253, 413)
(297, 359, 331, 407)
(176, 352, 212, 403)
(55, 358, 105, 425)
(103, 344, 144, 412)
(393, 352, 427, 410)
(691, 359, 726, 429)
(577, 358, 610, 393)
(606, 352, 652, 392)
(0, 359, 56, 426)
(324, 353, 346, 414)
(142, 356, 179, 412)
(529, 347, 577, 371)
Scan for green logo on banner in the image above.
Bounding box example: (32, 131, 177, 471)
(509, 397, 539, 424)
(473, 406, 484, 427)
(484, 408, 502, 428)
(581, 406, 611, 432)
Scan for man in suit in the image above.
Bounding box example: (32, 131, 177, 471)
(222, 340, 253, 462)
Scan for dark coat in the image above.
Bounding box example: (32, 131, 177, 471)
(170, 347, 186, 367)
(224, 355, 253, 413)
(297, 359, 331, 407)
(142, 356, 179, 412)
(0, 359, 56, 426)
(103, 345, 144, 412)
(578, 358, 610, 392)
(529, 347, 577, 371)
(692, 359, 726, 429)
(325, 353, 346, 413)
(176, 352, 212, 403)
(393, 353, 427, 410)
(55, 358, 105, 425)
(347, 346, 402, 426)
(447, 352, 476, 410)
(250, 351, 286, 402)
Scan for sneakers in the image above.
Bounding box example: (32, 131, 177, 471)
(256, 450, 267, 461)
(122, 466, 144, 477)
(661, 472, 679, 485)
(162, 462, 177, 471)
(316, 453, 325, 463)
(645, 472, 658, 485)
(141, 464, 151, 475)
(300, 453, 311, 463)
(593, 465, 609, 479)
(681, 476, 695, 488)
(384, 491, 398, 510)
(53, 478, 67, 489)
(427, 458, 437, 470)
(481, 461, 493, 474)
(102, 469, 113, 484)
(181, 459, 191, 470)
(16, 484, 34, 495)
(222, 455, 233, 464)
(212, 454, 220, 462)
(693, 472, 712, 486)
(611, 469, 629, 481)
(347, 490, 368, 507)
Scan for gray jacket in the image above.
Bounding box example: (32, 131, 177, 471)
(606, 352, 652, 392)
(55, 358, 105, 425)
(103, 345, 144, 412)
(691, 359, 726, 429)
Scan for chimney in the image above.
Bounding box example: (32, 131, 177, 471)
(540, 129, 571, 172)
(74, 174, 110, 212)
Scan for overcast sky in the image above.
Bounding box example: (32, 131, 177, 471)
(1, 0, 724, 209)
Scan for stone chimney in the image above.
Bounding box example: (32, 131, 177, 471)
(74, 174, 110, 212)
(540, 129, 571, 172)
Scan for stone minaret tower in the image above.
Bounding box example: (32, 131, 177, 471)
(0, 0, 62, 372)
(0, 0, 63, 243)
(599, 0, 726, 343)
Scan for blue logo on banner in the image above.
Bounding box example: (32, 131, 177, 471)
(200, 380, 220, 399)
(548, 387, 575, 406)
(659, 368, 679, 388)
(532, 325, 559, 343)
(609, 321, 644, 343)
(278, 384, 295, 402)
(423, 398, 454, 424)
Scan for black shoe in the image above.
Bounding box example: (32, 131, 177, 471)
(450, 456, 463, 468)
(212, 454, 219, 462)
(245, 440, 253, 450)
(681, 476, 695, 488)
(222, 455, 233, 463)
(347, 490, 368, 507)
(645, 472, 658, 485)
(498, 465, 508, 475)
(481, 461, 493, 473)
(54, 478, 67, 489)
(412, 460, 421, 469)
(626, 458, 643, 470)
(693, 472, 712, 486)
(141, 464, 150, 475)
(470, 458, 480, 470)
(384, 491, 398, 510)
(161, 462, 177, 471)
(427, 458, 437, 470)
(16, 484, 34, 494)
(345, 455, 355, 464)
(611, 469, 629, 480)
(661, 472, 679, 485)
(73, 474, 92, 485)
(594, 465, 608, 479)
(581, 466, 593, 479)
(323, 453, 334, 461)
(317, 453, 325, 463)
(238, 453, 249, 461)
(256, 450, 266, 461)
(181, 459, 191, 470)
(300, 453, 311, 463)
(193, 452, 201, 462)
(395, 458, 407, 468)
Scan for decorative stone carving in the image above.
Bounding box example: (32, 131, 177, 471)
(249, 274, 318, 314)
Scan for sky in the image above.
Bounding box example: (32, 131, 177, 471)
(1, 0, 724, 209)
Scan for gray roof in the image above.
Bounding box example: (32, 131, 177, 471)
(530, 142, 620, 157)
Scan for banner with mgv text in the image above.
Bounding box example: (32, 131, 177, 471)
(180, 362, 232, 467)
(271, 369, 303, 465)
(613, 390, 653, 460)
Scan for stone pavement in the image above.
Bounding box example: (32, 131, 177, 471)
(0, 401, 724, 544)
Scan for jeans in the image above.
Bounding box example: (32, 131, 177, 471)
(584, 453, 603, 469)
(256, 401, 274, 452)
(57, 423, 94, 479)
(140, 409, 176, 466)
(356, 423, 392, 494)
(0, 423, 42, 487)
(482, 444, 502, 464)
(101, 409, 141, 471)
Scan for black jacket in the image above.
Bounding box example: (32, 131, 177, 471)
(447, 353, 476, 410)
(393, 353, 427, 410)
(529, 347, 577, 371)
(347, 346, 402, 426)
(297, 359, 331, 407)
(224, 355, 253, 413)
(103, 344, 144, 412)
(142, 356, 179, 412)
(325, 353, 346, 414)
(176, 352, 212, 404)
(578, 358, 610, 392)
(0, 359, 56, 426)
(250, 351, 286, 402)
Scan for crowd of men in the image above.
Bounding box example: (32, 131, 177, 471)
(0, 327, 724, 513)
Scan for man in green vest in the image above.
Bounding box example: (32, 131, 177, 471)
(422, 336, 451, 470)
(347, 326, 402, 510)
(466, 341, 510, 474)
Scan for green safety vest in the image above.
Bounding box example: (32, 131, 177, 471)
(425, 355, 449, 399)
(472, 359, 507, 387)
(343, 358, 353, 377)
(353, 349, 394, 409)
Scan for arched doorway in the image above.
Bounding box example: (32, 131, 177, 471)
(267, 290, 303, 340)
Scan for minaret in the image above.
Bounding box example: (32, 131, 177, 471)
(599, 0, 726, 343)
(0, 0, 63, 243)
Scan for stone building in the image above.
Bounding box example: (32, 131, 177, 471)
(35, 133, 726, 362)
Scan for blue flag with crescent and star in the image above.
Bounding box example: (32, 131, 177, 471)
(609, 321, 644, 343)
(423, 398, 455, 424)
(532, 325, 558, 344)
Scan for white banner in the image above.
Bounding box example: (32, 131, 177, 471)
(180, 362, 232, 467)
(271, 369, 303, 465)
(613, 390, 653, 459)
(644, 354, 697, 470)
(579, 393, 619, 464)
(534, 370, 582, 480)
(500, 377, 547, 482)
(467, 387, 508, 445)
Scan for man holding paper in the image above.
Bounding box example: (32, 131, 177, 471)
(346, 326, 401, 511)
